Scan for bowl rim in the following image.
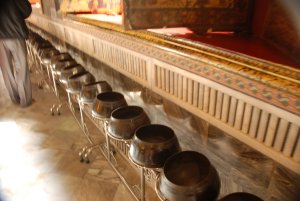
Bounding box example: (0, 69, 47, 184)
(134, 124, 177, 145)
(95, 91, 125, 103)
(161, 150, 216, 189)
(110, 105, 146, 120)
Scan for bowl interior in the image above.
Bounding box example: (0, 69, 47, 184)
(69, 71, 88, 80)
(55, 58, 73, 63)
(112, 106, 143, 119)
(62, 64, 81, 72)
(96, 92, 124, 102)
(54, 53, 70, 59)
(85, 81, 107, 87)
(136, 125, 175, 143)
(164, 151, 210, 186)
(219, 193, 263, 201)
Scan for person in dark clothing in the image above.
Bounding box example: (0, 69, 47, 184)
(0, 0, 32, 107)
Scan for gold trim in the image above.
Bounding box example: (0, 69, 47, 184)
(68, 15, 300, 77)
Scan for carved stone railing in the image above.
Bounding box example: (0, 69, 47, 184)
(27, 13, 300, 174)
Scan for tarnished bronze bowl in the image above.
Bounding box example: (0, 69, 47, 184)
(50, 53, 72, 64)
(129, 124, 181, 168)
(49, 53, 72, 70)
(79, 81, 112, 104)
(39, 48, 60, 65)
(157, 151, 220, 201)
(34, 45, 53, 59)
(37, 47, 57, 58)
(92, 92, 127, 119)
(218, 193, 263, 201)
(60, 64, 85, 84)
(67, 71, 95, 93)
(107, 106, 151, 140)
(52, 59, 77, 75)
(33, 41, 52, 52)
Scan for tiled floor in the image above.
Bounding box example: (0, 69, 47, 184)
(0, 69, 136, 201)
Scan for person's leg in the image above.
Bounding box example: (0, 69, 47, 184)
(0, 40, 20, 104)
(10, 39, 32, 107)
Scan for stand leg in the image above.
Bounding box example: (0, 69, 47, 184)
(51, 70, 58, 97)
(105, 122, 111, 161)
(67, 92, 72, 108)
(46, 64, 51, 81)
(79, 102, 85, 128)
(141, 168, 145, 201)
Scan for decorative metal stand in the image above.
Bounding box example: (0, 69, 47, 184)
(106, 130, 143, 201)
(27, 34, 159, 201)
(71, 100, 143, 201)
(72, 98, 161, 201)
(90, 116, 115, 162)
(127, 152, 161, 201)
(65, 91, 99, 164)
(66, 89, 77, 115)
(155, 174, 168, 201)
(48, 65, 63, 115)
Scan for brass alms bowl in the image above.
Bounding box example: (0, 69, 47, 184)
(129, 124, 181, 168)
(92, 91, 127, 119)
(107, 106, 150, 140)
(79, 81, 112, 104)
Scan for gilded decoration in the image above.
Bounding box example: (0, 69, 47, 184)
(64, 15, 300, 115)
